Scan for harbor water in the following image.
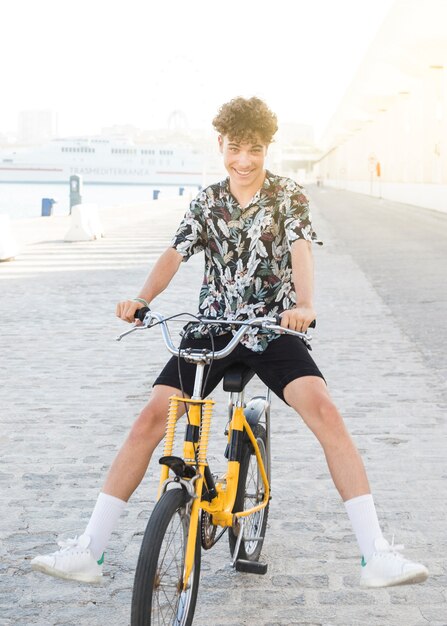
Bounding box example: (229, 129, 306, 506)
(0, 182, 200, 220)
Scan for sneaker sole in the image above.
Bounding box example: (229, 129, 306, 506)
(361, 570, 428, 588)
(31, 561, 102, 584)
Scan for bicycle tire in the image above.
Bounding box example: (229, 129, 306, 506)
(228, 424, 270, 562)
(131, 487, 201, 626)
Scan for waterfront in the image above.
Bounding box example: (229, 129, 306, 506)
(0, 182, 199, 220)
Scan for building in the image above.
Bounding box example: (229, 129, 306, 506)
(270, 123, 322, 182)
(315, 0, 447, 213)
(18, 110, 58, 145)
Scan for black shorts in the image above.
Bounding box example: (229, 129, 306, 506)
(153, 333, 325, 403)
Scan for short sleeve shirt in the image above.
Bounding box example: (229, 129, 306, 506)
(170, 170, 322, 352)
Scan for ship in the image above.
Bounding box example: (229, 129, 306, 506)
(0, 137, 223, 186)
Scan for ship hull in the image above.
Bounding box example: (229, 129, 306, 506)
(0, 163, 205, 186)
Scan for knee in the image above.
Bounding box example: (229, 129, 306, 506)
(304, 395, 346, 437)
(316, 398, 344, 430)
(128, 404, 166, 443)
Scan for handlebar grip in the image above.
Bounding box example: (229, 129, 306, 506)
(275, 313, 316, 329)
(134, 306, 150, 322)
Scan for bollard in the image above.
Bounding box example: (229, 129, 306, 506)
(64, 203, 103, 241)
(0, 215, 20, 261)
(69, 175, 83, 213)
(41, 198, 56, 217)
(153, 189, 160, 200)
(179, 187, 185, 196)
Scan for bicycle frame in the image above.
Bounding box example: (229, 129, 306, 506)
(158, 389, 270, 590)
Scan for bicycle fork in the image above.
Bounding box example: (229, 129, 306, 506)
(158, 394, 215, 591)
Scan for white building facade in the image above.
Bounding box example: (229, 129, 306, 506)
(315, 0, 447, 213)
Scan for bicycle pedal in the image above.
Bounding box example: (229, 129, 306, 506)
(235, 559, 268, 575)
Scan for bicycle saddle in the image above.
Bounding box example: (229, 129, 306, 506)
(223, 363, 255, 392)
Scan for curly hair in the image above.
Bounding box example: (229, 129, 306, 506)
(212, 96, 278, 144)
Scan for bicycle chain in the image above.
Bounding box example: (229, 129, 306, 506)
(200, 510, 217, 549)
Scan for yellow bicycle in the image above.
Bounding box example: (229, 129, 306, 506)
(117, 310, 313, 626)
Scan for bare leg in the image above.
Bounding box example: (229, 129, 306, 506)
(284, 376, 370, 501)
(102, 385, 186, 501)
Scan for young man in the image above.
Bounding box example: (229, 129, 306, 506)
(32, 97, 428, 588)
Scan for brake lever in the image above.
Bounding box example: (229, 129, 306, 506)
(262, 322, 313, 350)
(115, 324, 149, 342)
(116, 308, 157, 341)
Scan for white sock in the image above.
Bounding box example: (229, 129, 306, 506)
(84, 492, 127, 560)
(344, 494, 383, 562)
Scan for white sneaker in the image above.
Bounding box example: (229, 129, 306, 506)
(360, 536, 428, 588)
(31, 534, 103, 583)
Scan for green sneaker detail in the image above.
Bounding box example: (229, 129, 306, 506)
(97, 553, 105, 566)
(361, 556, 367, 567)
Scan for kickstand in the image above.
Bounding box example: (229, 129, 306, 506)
(231, 518, 245, 567)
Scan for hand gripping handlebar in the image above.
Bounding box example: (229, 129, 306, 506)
(116, 308, 315, 360)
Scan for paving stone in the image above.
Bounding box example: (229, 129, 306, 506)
(0, 190, 445, 625)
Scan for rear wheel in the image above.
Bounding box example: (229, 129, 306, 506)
(131, 488, 201, 626)
(229, 424, 270, 561)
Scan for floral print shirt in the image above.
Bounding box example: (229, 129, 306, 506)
(171, 170, 322, 352)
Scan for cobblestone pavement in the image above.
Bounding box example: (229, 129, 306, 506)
(1, 191, 446, 626)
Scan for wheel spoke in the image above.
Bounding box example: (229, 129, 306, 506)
(133, 489, 199, 626)
(157, 513, 184, 575)
(156, 516, 193, 623)
(229, 426, 269, 561)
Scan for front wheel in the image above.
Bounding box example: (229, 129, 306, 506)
(229, 424, 270, 562)
(131, 488, 201, 626)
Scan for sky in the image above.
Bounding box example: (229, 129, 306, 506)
(2, 0, 396, 142)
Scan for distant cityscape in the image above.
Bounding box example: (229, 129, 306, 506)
(0, 109, 323, 183)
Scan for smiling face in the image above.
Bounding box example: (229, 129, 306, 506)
(218, 134, 268, 197)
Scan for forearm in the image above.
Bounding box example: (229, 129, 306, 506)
(291, 239, 314, 307)
(137, 247, 183, 304)
(116, 247, 183, 323)
(280, 240, 315, 331)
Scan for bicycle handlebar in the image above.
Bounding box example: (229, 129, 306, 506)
(116, 307, 315, 360)
(134, 307, 315, 329)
